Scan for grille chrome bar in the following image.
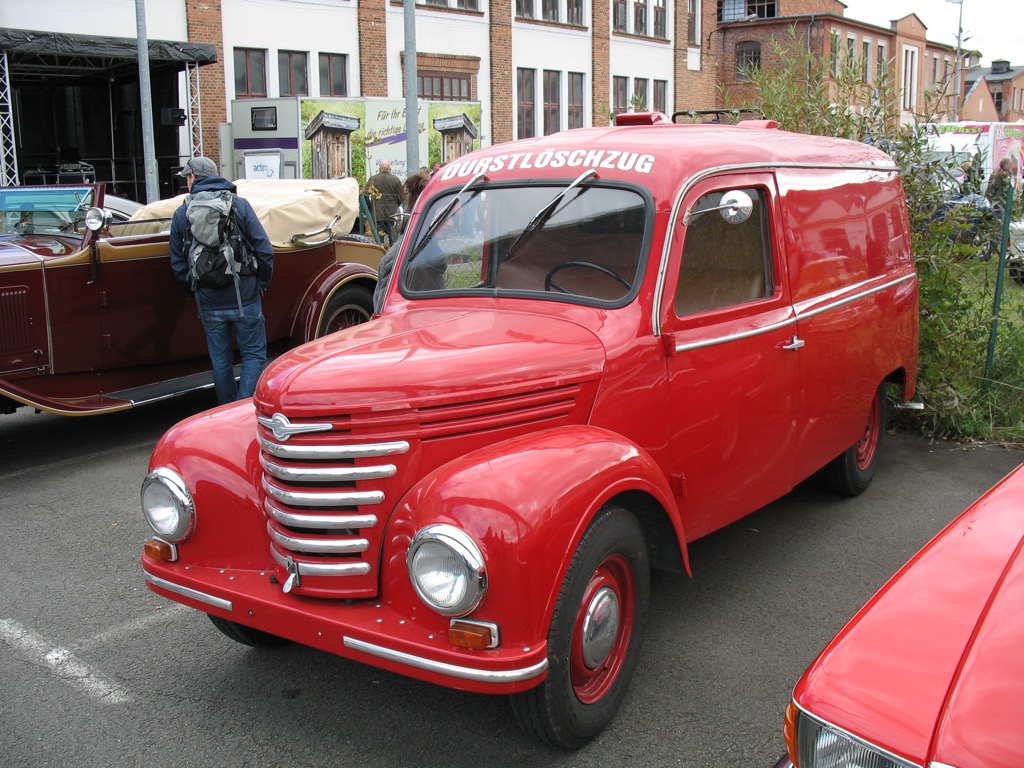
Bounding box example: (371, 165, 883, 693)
(271, 545, 372, 576)
(260, 453, 396, 483)
(262, 476, 384, 507)
(265, 499, 378, 530)
(267, 522, 369, 554)
(259, 434, 410, 460)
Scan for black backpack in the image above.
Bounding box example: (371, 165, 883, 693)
(184, 190, 258, 310)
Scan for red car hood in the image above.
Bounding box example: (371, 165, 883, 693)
(794, 464, 1024, 768)
(256, 306, 606, 415)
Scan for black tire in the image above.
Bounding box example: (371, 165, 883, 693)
(316, 284, 374, 338)
(510, 505, 650, 749)
(208, 615, 291, 648)
(822, 384, 887, 497)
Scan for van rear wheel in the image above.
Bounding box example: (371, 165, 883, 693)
(823, 384, 886, 497)
(510, 505, 649, 749)
(208, 615, 291, 648)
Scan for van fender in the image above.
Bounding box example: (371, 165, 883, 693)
(293, 264, 377, 343)
(382, 425, 688, 646)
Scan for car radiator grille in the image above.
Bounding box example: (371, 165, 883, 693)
(257, 382, 586, 599)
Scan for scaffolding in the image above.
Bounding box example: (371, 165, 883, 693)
(185, 60, 203, 157)
(0, 52, 19, 186)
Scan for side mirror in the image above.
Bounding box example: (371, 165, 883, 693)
(683, 190, 754, 225)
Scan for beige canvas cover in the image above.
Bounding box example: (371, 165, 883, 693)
(128, 178, 360, 248)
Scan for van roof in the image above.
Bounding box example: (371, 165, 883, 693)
(432, 121, 898, 204)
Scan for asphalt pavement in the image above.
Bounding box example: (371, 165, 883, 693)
(1, 398, 1020, 767)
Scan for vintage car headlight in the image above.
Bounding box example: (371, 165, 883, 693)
(141, 468, 195, 542)
(793, 707, 917, 768)
(84, 206, 111, 231)
(407, 524, 486, 616)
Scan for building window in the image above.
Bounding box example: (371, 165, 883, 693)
(278, 51, 308, 97)
(632, 78, 648, 110)
(901, 46, 918, 110)
(613, 76, 628, 114)
(568, 0, 584, 25)
(418, 71, 471, 100)
(829, 30, 839, 78)
(736, 41, 761, 80)
(234, 48, 267, 98)
(685, 0, 695, 43)
(518, 68, 536, 138)
(569, 72, 585, 128)
(542, 0, 558, 21)
(876, 43, 887, 82)
(654, 79, 667, 113)
(613, 0, 628, 32)
(718, 0, 776, 22)
(453, 0, 479, 8)
(543, 70, 560, 135)
(862, 40, 871, 82)
(516, 0, 534, 17)
(634, 0, 648, 35)
(319, 53, 349, 97)
(994, 91, 1003, 113)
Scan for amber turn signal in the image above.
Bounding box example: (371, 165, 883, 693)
(448, 620, 495, 650)
(783, 700, 799, 766)
(144, 538, 177, 562)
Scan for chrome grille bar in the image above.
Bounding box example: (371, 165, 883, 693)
(259, 434, 409, 460)
(260, 453, 396, 483)
(262, 476, 384, 507)
(265, 499, 378, 530)
(271, 546, 372, 576)
(267, 522, 369, 554)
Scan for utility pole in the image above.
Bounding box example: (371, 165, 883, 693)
(404, 0, 419, 175)
(948, 0, 965, 120)
(135, 0, 160, 203)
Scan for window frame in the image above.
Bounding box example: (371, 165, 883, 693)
(736, 41, 761, 81)
(543, 70, 561, 135)
(518, 68, 536, 139)
(234, 48, 267, 99)
(568, 72, 585, 129)
(319, 53, 349, 97)
(278, 50, 308, 98)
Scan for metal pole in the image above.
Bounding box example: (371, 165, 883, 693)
(984, 184, 1015, 390)
(404, 0, 419, 175)
(952, 0, 964, 120)
(135, 0, 160, 203)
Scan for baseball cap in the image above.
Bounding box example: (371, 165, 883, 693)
(177, 156, 218, 178)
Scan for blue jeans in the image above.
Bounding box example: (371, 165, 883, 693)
(200, 298, 267, 405)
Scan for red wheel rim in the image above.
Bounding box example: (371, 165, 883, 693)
(569, 554, 635, 704)
(854, 393, 882, 471)
(325, 305, 369, 335)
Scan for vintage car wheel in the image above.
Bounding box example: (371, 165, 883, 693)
(510, 505, 650, 749)
(822, 384, 887, 497)
(208, 615, 291, 648)
(317, 285, 374, 337)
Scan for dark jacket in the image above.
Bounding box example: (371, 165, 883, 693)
(169, 175, 274, 310)
(365, 171, 404, 222)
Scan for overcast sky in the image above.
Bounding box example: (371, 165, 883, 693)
(840, 0, 1022, 66)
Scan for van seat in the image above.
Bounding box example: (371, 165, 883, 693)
(675, 269, 766, 314)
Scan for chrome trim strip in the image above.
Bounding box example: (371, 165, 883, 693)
(266, 522, 369, 554)
(675, 316, 797, 353)
(143, 569, 233, 612)
(794, 273, 917, 321)
(262, 475, 384, 506)
(260, 453, 396, 482)
(270, 545, 372, 576)
(258, 434, 410, 460)
(672, 273, 917, 353)
(343, 636, 549, 684)
(265, 499, 378, 530)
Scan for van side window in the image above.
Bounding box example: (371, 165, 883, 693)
(675, 187, 772, 316)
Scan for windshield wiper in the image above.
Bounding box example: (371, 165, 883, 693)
(503, 169, 597, 262)
(408, 171, 487, 263)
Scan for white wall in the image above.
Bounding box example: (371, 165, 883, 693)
(0, 0, 186, 41)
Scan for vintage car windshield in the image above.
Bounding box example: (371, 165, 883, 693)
(401, 183, 648, 304)
(0, 186, 95, 235)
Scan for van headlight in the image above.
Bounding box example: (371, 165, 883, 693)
(792, 707, 917, 768)
(141, 468, 195, 542)
(407, 524, 486, 616)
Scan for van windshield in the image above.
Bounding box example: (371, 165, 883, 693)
(401, 183, 648, 305)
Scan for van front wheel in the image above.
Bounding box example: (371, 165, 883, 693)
(823, 384, 886, 497)
(510, 505, 649, 749)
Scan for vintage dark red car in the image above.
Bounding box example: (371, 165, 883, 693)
(777, 463, 1024, 768)
(0, 180, 382, 415)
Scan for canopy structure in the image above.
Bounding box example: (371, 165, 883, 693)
(0, 29, 217, 192)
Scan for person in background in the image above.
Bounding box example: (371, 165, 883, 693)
(959, 156, 982, 196)
(364, 160, 403, 245)
(983, 157, 1015, 260)
(169, 156, 274, 405)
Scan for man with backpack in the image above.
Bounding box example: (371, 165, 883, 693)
(169, 156, 274, 405)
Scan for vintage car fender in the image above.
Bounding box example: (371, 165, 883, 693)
(380, 424, 688, 648)
(292, 262, 378, 343)
(148, 401, 274, 567)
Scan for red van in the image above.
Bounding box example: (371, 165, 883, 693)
(141, 114, 918, 748)
(0, 179, 381, 415)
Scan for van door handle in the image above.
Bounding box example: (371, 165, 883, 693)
(782, 335, 805, 351)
